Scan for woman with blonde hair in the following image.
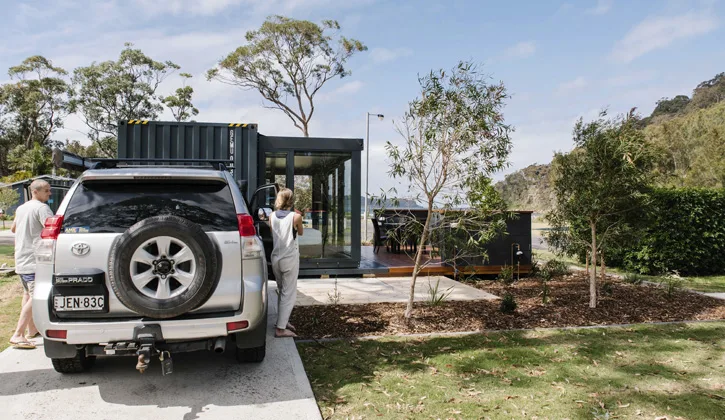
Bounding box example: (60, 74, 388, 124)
(270, 188, 303, 338)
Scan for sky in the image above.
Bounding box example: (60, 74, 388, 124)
(1, 0, 724, 198)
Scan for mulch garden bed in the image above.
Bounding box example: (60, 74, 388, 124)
(290, 272, 725, 339)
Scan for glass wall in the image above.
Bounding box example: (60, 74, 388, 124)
(293, 152, 352, 260)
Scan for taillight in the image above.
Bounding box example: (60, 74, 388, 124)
(46, 329, 67, 339)
(237, 214, 262, 259)
(237, 214, 256, 237)
(40, 215, 64, 240)
(226, 320, 249, 333)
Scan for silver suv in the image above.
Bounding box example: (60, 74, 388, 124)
(33, 164, 268, 374)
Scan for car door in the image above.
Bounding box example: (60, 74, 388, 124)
(249, 183, 279, 263)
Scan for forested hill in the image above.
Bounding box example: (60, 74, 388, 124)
(495, 72, 725, 212)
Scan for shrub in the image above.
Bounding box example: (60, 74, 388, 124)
(625, 188, 725, 276)
(601, 281, 614, 296)
(660, 272, 684, 298)
(622, 272, 643, 285)
(542, 259, 571, 277)
(497, 265, 514, 284)
(500, 293, 517, 314)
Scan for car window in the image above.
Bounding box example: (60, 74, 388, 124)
(62, 180, 239, 233)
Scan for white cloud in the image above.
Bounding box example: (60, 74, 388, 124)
(556, 76, 588, 95)
(317, 80, 364, 103)
(130, 0, 376, 16)
(369, 47, 413, 64)
(586, 0, 612, 15)
(503, 41, 536, 59)
(611, 10, 719, 63)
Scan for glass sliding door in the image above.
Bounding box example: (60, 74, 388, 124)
(293, 152, 352, 261)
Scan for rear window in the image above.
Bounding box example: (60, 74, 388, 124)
(62, 180, 239, 233)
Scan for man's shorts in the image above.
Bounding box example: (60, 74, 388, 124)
(19, 273, 35, 294)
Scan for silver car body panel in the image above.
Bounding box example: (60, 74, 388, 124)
(32, 166, 267, 345)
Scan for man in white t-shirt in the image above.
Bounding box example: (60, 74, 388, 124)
(9, 179, 53, 349)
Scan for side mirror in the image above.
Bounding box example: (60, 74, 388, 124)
(257, 207, 273, 221)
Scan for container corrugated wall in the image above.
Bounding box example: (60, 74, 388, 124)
(117, 120, 259, 190)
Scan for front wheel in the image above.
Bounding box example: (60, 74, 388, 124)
(236, 344, 266, 363)
(51, 348, 95, 373)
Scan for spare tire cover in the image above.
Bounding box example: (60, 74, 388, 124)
(108, 215, 220, 319)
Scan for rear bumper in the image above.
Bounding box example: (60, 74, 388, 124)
(33, 270, 268, 345)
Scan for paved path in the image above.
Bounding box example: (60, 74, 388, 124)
(0, 286, 321, 420)
(284, 276, 499, 306)
(0, 229, 14, 246)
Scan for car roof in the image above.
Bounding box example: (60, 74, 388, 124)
(79, 166, 229, 182)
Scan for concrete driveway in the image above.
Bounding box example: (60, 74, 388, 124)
(0, 286, 321, 420)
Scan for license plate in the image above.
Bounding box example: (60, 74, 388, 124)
(54, 296, 105, 311)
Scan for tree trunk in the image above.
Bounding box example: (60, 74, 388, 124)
(302, 121, 309, 137)
(589, 221, 597, 308)
(404, 203, 433, 319)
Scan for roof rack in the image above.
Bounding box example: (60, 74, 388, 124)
(52, 148, 233, 172)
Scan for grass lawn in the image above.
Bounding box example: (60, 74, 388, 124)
(533, 249, 725, 294)
(299, 322, 725, 419)
(0, 245, 20, 351)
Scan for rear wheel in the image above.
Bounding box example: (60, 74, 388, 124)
(51, 348, 95, 373)
(236, 344, 266, 363)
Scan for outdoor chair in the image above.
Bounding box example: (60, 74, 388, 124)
(371, 217, 390, 254)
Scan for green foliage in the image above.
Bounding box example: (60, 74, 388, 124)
(0, 56, 68, 176)
(600, 281, 614, 297)
(426, 278, 453, 307)
(494, 163, 556, 212)
(1, 171, 32, 184)
(208, 16, 366, 137)
(546, 111, 654, 307)
(0, 187, 20, 214)
(622, 272, 644, 285)
(541, 259, 571, 277)
(70, 43, 179, 157)
(660, 272, 684, 298)
(689, 72, 725, 110)
(497, 264, 514, 284)
(7, 143, 52, 175)
(499, 293, 517, 314)
(162, 73, 198, 122)
(384, 61, 513, 318)
(644, 102, 725, 188)
(622, 188, 725, 276)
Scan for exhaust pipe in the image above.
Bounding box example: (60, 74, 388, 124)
(213, 337, 226, 354)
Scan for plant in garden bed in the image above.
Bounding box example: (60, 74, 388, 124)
(499, 293, 517, 313)
(327, 278, 342, 305)
(497, 264, 514, 284)
(426, 277, 453, 307)
(660, 272, 684, 298)
(623, 272, 644, 285)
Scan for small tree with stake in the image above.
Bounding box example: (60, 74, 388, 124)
(546, 110, 653, 308)
(386, 61, 513, 319)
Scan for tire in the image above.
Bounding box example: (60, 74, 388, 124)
(108, 215, 221, 319)
(236, 344, 266, 363)
(51, 348, 95, 373)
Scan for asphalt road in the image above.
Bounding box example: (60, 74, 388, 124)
(0, 287, 322, 420)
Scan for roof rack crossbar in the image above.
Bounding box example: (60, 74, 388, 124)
(52, 148, 233, 172)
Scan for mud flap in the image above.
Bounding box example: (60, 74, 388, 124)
(235, 305, 268, 349)
(44, 339, 79, 359)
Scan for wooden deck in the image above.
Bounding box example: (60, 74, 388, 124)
(360, 246, 532, 277)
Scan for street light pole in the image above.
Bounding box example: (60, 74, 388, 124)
(364, 112, 384, 244)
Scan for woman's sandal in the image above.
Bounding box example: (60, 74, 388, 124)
(9, 339, 36, 350)
(286, 323, 296, 332)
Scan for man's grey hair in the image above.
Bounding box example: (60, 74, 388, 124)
(29, 179, 50, 193)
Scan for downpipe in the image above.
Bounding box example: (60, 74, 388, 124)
(213, 337, 226, 354)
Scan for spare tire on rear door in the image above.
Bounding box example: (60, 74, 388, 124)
(108, 215, 221, 319)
